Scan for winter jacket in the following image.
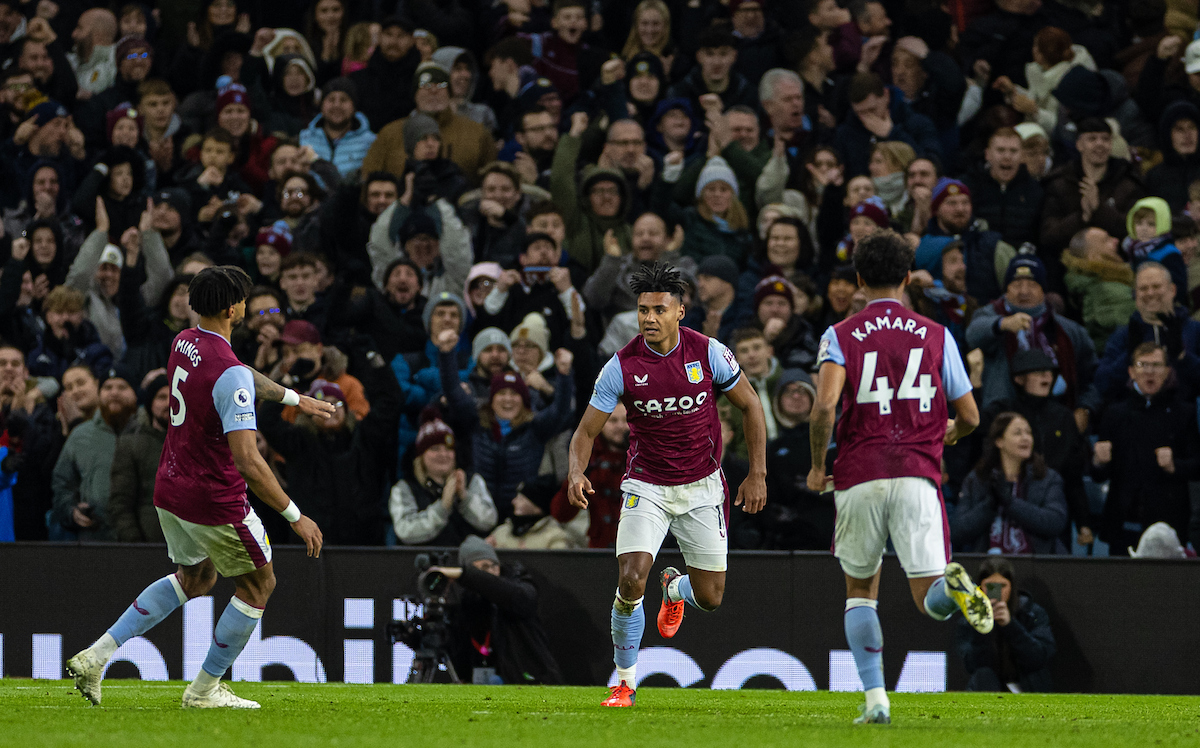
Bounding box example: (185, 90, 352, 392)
(1040, 157, 1145, 260)
(489, 515, 575, 549)
(256, 359, 402, 545)
(956, 593, 1055, 692)
(666, 66, 758, 118)
(550, 133, 632, 273)
(651, 173, 754, 268)
(1144, 100, 1200, 212)
(349, 47, 421, 132)
(367, 198, 474, 302)
(1013, 44, 1097, 134)
(1061, 251, 1137, 352)
(442, 350, 574, 519)
(834, 87, 942, 177)
(361, 109, 497, 189)
(388, 471, 497, 546)
(952, 465, 1069, 554)
(963, 163, 1044, 248)
(299, 112, 376, 178)
(108, 418, 166, 542)
(1093, 383, 1198, 546)
(914, 219, 1015, 303)
(959, 9, 1049, 88)
(1094, 307, 1200, 399)
(583, 251, 691, 325)
(1050, 68, 1155, 152)
(50, 411, 123, 541)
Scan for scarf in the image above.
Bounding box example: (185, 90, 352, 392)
(1122, 234, 1173, 263)
(988, 473, 1033, 554)
(993, 297, 1079, 404)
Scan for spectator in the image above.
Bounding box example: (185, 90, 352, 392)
(758, 68, 809, 171)
(361, 62, 498, 187)
(908, 242, 978, 349)
(959, 0, 1048, 91)
(466, 327, 514, 407)
(72, 146, 147, 237)
(966, 255, 1098, 417)
(482, 36, 534, 137)
(108, 372, 169, 542)
(953, 412, 1069, 553)
(815, 264, 858, 331)
(834, 72, 940, 178)
(1051, 66, 1154, 153)
(1094, 262, 1200, 399)
(728, 327, 781, 440)
(1062, 227, 1137, 352)
(1093, 342, 1198, 553)
(549, 112, 631, 272)
(430, 46, 498, 134)
(264, 54, 318, 137)
(752, 275, 819, 372)
(727, 0, 784, 86)
(1121, 198, 1189, 304)
(270, 320, 370, 419)
(890, 35, 966, 153)
(278, 252, 327, 330)
(318, 171, 402, 287)
(298, 77, 376, 178)
(1015, 122, 1052, 179)
(550, 401, 628, 549)
(440, 331, 575, 520)
(506, 107, 559, 190)
(659, 154, 755, 266)
(258, 360, 402, 546)
(963, 127, 1045, 248)
(2, 162, 85, 258)
(1040, 118, 1145, 282)
(684, 254, 745, 342)
(583, 212, 685, 325)
(475, 233, 584, 350)
(867, 140, 915, 216)
(763, 369, 833, 549)
(956, 557, 1056, 692)
(231, 286, 285, 368)
(793, 25, 841, 140)
(1143, 102, 1200, 213)
(67, 8, 118, 96)
(524, 0, 605, 106)
(137, 80, 187, 187)
(348, 15, 420, 132)
(914, 178, 1016, 303)
(49, 367, 139, 542)
(461, 161, 530, 268)
(179, 128, 252, 230)
(120, 274, 198, 383)
(389, 415, 497, 546)
(992, 27, 1094, 136)
(738, 217, 815, 299)
(77, 35, 154, 149)
(1, 101, 87, 211)
(26, 285, 111, 383)
(488, 474, 574, 549)
(667, 25, 756, 114)
(272, 170, 323, 254)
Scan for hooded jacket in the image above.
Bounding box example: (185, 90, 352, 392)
(1061, 250, 1137, 351)
(1040, 156, 1145, 257)
(265, 53, 318, 137)
(1145, 100, 1200, 212)
(549, 133, 631, 272)
(1122, 196, 1188, 305)
(430, 47, 499, 134)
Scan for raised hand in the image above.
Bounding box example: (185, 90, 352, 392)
(94, 196, 110, 234)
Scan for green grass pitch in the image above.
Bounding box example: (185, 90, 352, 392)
(3, 681, 1198, 748)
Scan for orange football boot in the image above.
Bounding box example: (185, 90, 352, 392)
(657, 566, 685, 638)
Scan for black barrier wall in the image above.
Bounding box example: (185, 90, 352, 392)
(1, 544, 1197, 693)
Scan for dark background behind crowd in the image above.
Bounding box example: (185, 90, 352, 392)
(0, 0, 1196, 567)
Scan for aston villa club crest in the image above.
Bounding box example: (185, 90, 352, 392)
(685, 361, 703, 384)
(624, 495, 639, 509)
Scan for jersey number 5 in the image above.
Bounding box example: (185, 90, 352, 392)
(856, 349, 936, 414)
(170, 366, 189, 426)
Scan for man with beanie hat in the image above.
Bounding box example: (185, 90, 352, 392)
(50, 363, 140, 542)
(299, 77, 376, 177)
(915, 176, 1016, 303)
(763, 368, 834, 550)
(424, 534, 563, 684)
(362, 59, 498, 189)
(404, 112, 441, 157)
(4, 97, 87, 207)
(685, 255, 745, 343)
(109, 371, 170, 542)
(752, 275, 819, 372)
(490, 474, 575, 549)
(1041, 117, 1146, 284)
(468, 327, 514, 407)
(967, 254, 1099, 419)
(391, 290, 471, 425)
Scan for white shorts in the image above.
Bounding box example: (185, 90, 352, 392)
(615, 472, 728, 572)
(156, 507, 273, 578)
(833, 477, 948, 580)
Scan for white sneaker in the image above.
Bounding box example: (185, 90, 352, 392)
(182, 681, 261, 709)
(65, 648, 106, 706)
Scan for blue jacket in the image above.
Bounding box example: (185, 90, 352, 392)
(834, 88, 942, 177)
(0, 446, 17, 542)
(1094, 307, 1200, 399)
(299, 112, 376, 177)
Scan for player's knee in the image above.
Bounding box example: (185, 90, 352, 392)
(617, 573, 647, 601)
(695, 587, 723, 612)
(177, 568, 217, 599)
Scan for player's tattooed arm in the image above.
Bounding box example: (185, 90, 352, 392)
(250, 367, 287, 402)
(807, 362, 845, 493)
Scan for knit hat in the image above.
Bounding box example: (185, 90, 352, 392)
(101, 364, 138, 392)
(1053, 67, 1106, 117)
(30, 100, 68, 126)
(509, 312, 550, 355)
(728, 0, 766, 11)
(413, 62, 450, 91)
(695, 156, 739, 199)
(404, 112, 441, 156)
(399, 210, 439, 244)
(153, 188, 192, 221)
(115, 35, 152, 62)
(754, 275, 795, 312)
(931, 177, 970, 213)
(1009, 349, 1056, 376)
(516, 76, 558, 113)
(516, 474, 560, 514)
(99, 244, 124, 269)
(772, 368, 815, 402)
(322, 76, 359, 107)
(458, 535, 499, 568)
(255, 222, 293, 256)
(414, 416, 455, 456)
(1003, 255, 1047, 290)
(140, 371, 170, 410)
(830, 264, 858, 284)
(1075, 116, 1112, 136)
(1129, 521, 1187, 558)
(490, 370, 531, 408)
(849, 196, 890, 229)
(278, 319, 322, 346)
(696, 254, 739, 288)
(306, 378, 345, 404)
(216, 82, 251, 115)
(626, 51, 665, 84)
(105, 102, 143, 143)
(422, 290, 466, 334)
(472, 327, 513, 360)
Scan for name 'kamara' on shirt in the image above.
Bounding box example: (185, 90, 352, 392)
(849, 314, 930, 342)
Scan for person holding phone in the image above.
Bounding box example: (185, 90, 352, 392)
(956, 557, 1056, 693)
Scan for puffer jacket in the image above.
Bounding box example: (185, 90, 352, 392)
(963, 163, 1044, 248)
(299, 111, 377, 178)
(1061, 251, 1137, 352)
(1039, 157, 1145, 257)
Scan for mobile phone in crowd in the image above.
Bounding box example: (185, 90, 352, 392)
(523, 266, 552, 285)
(985, 582, 1004, 601)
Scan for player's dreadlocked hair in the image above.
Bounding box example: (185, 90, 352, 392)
(629, 262, 686, 302)
(853, 229, 914, 289)
(189, 265, 254, 317)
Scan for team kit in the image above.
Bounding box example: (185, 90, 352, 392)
(62, 239, 994, 724)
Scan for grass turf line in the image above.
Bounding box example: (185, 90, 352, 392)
(2, 681, 1198, 748)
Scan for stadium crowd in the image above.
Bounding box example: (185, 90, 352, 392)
(0, 0, 1196, 561)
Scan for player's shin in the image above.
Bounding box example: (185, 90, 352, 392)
(844, 598, 889, 712)
(100, 574, 189, 660)
(923, 576, 957, 620)
(193, 596, 264, 693)
(611, 591, 644, 685)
